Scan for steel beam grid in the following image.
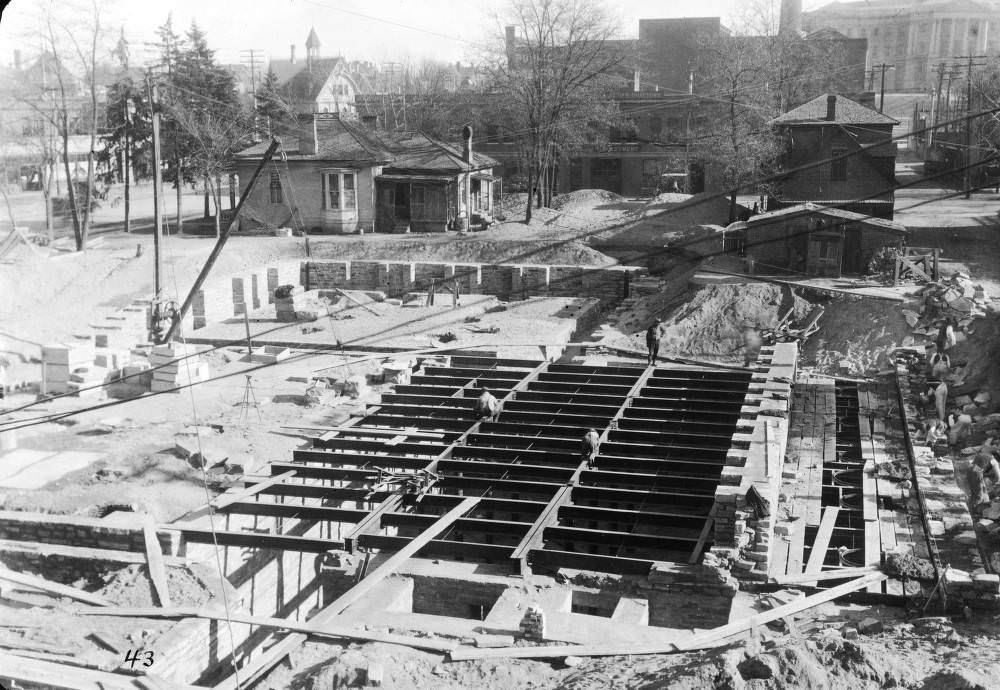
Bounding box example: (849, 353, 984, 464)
(210, 360, 750, 577)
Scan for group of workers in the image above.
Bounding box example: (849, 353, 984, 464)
(914, 316, 1000, 512)
(473, 386, 602, 470)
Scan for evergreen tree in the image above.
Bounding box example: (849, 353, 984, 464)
(165, 21, 252, 235)
(100, 29, 153, 186)
(256, 67, 293, 136)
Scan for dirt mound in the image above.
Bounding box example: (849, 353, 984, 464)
(651, 283, 811, 358)
(309, 237, 616, 266)
(551, 189, 624, 211)
(97, 563, 213, 608)
(800, 295, 911, 376)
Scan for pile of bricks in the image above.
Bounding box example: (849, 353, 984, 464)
(517, 605, 546, 640)
(150, 343, 209, 393)
(42, 340, 95, 395)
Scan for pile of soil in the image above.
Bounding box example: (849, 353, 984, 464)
(623, 283, 811, 359)
(97, 563, 214, 608)
(550, 189, 624, 211)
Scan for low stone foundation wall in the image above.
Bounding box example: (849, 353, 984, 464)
(304, 260, 641, 302)
(710, 342, 796, 580)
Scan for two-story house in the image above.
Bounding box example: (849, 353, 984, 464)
(769, 93, 899, 219)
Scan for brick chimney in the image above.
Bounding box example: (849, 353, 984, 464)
(779, 0, 802, 36)
(290, 44, 296, 65)
(826, 94, 837, 121)
(297, 113, 317, 155)
(462, 125, 473, 166)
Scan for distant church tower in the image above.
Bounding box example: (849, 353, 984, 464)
(306, 27, 320, 70)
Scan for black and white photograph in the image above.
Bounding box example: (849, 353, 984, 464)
(1, 0, 1000, 686)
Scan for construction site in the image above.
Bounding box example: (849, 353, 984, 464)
(3, 151, 1000, 690)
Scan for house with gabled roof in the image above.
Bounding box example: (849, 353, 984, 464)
(768, 93, 899, 219)
(233, 114, 499, 234)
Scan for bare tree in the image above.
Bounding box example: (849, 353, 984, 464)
(487, 0, 629, 222)
(694, 0, 849, 221)
(4, 0, 107, 250)
(172, 105, 254, 237)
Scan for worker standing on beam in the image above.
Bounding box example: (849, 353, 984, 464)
(646, 319, 661, 367)
(474, 386, 500, 422)
(582, 428, 600, 469)
(743, 323, 763, 367)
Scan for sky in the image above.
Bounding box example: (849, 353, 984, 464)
(0, 0, 833, 68)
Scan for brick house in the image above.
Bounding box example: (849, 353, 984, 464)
(728, 202, 906, 277)
(769, 94, 899, 219)
(233, 113, 498, 234)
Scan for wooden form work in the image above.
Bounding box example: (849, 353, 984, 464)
(450, 572, 888, 662)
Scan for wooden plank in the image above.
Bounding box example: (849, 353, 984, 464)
(785, 516, 807, 576)
(449, 573, 889, 661)
(141, 514, 171, 608)
(805, 507, 840, 575)
(211, 470, 296, 510)
(675, 572, 887, 651)
(769, 537, 790, 578)
(211, 496, 479, 690)
(0, 538, 187, 567)
(0, 650, 199, 690)
(75, 607, 456, 653)
(0, 567, 112, 607)
(864, 519, 883, 594)
(773, 565, 878, 585)
(328, 496, 478, 615)
(688, 504, 717, 564)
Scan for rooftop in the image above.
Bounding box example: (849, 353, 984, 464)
(770, 94, 899, 126)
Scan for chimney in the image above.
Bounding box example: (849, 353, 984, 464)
(13, 50, 21, 71)
(779, 0, 802, 36)
(826, 94, 837, 121)
(290, 44, 296, 65)
(297, 113, 317, 155)
(462, 125, 473, 166)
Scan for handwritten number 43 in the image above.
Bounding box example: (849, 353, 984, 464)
(123, 649, 155, 668)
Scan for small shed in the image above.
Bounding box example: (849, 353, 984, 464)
(725, 203, 907, 278)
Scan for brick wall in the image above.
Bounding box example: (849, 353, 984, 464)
(0, 510, 173, 554)
(410, 576, 508, 618)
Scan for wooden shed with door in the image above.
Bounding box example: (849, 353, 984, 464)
(725, 203, 906, 278)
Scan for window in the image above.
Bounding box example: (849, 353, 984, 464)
(269, 172, 282, 204)
(830, 148, 847, 181)
(323, 171, 357, 210)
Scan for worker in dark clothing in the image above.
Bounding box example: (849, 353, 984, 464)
(474, 387, 500, 421)
(646, 319, 661, 366)
(582, 428, 600, 469)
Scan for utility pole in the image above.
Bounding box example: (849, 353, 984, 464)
(929, 62, 946, 149)
(866, 68, 876, 92)
(872, 62, 895, 113)
(955, 54, 988, 198)
(123, 99, 130, 234)
(147, 75, 164, 337)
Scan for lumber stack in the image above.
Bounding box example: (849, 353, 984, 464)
(149, 343, 209, 393)
(41, 341, 95, 395)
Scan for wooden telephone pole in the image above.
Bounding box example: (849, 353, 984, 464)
(872, 62, 895, 113)
(146, 74, 165, 340)
(955, 54, 988, 199)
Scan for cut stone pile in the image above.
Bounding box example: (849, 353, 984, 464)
(149, 342, 210, 393)
(900, 272, 994, 354)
